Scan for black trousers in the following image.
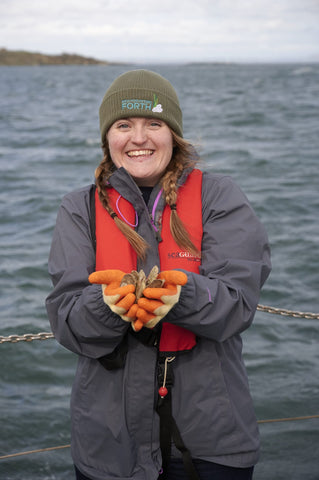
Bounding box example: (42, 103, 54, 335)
(75, 460, 254, 480)
(161, 459, 254, 479)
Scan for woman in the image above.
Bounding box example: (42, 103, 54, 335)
(46, 70, 271, 480)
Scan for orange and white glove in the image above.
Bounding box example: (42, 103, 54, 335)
(88, 269, 137, 323)
(135, 270, 188, 330)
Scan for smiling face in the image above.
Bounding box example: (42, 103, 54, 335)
(107, 117, 174, 187)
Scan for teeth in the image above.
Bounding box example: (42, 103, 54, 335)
(127, 150, 153, 157)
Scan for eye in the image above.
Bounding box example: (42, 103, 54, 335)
(149, 120, 162, 128)
(115, 119, 131, 129)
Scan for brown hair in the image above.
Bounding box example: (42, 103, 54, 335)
(94, 130, 201, 261)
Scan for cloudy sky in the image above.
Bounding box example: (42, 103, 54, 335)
(1, 0, 319, 63)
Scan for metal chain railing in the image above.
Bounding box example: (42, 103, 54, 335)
(0, 332, 54, 344)
(0, 304, 318, 461)
(256, 304, 319, 320)
(0, 304, 318, 344)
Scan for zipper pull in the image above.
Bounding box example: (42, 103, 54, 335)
(150, 214, 162, 242)
(155, 230, 163, 243)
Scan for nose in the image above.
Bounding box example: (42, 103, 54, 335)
(131, 124, 148, 144)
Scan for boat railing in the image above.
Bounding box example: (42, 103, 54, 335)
(1, 303, 318, 461)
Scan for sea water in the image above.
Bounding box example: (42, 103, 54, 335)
(0, 63, 318, 479)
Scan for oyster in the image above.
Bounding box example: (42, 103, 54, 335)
(121, 265, 164, 300)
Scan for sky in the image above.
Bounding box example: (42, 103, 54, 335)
(1, 0, 319, 64)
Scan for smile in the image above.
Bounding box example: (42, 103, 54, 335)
(127, 150, 154, 157)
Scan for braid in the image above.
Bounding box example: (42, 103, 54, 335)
(95, 145, 149, 260)
(161, 132, 201, 258)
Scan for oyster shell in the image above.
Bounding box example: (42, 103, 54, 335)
(121, 265, 164, 300)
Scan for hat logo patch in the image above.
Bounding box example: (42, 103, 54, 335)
(152, 94, 163, 113)
(121, 94, 163, 113)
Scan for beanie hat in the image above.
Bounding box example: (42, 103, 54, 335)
(99, 69, 183, 142)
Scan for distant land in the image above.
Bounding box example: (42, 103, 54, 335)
(0, 48, 117, 66)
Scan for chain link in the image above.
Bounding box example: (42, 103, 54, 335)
(0, 332, 54, 344)
(257, 304, 319, 320)
(0, 304, 318, 344)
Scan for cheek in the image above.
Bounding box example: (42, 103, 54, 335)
(161, 141, 173, 167)
(107, 136, 125, 166)
(108, 136, 121, 153)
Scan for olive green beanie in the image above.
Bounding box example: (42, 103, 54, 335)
(99, 69, 183, 142)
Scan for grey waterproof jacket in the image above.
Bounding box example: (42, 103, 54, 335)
(46, 167, 271, 480)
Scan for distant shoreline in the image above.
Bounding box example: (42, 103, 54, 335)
(0, 48, 119, 66)
(1, 48, 317, 67)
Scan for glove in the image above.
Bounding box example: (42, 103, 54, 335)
(136, 270, 188, 329)
(88, 269, 137, 322)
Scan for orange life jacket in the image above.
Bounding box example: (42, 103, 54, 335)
(95, 169, 203, 353)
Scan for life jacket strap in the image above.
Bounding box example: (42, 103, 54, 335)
(98, 328, 159, 371)
(156, 357, 200, 480)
